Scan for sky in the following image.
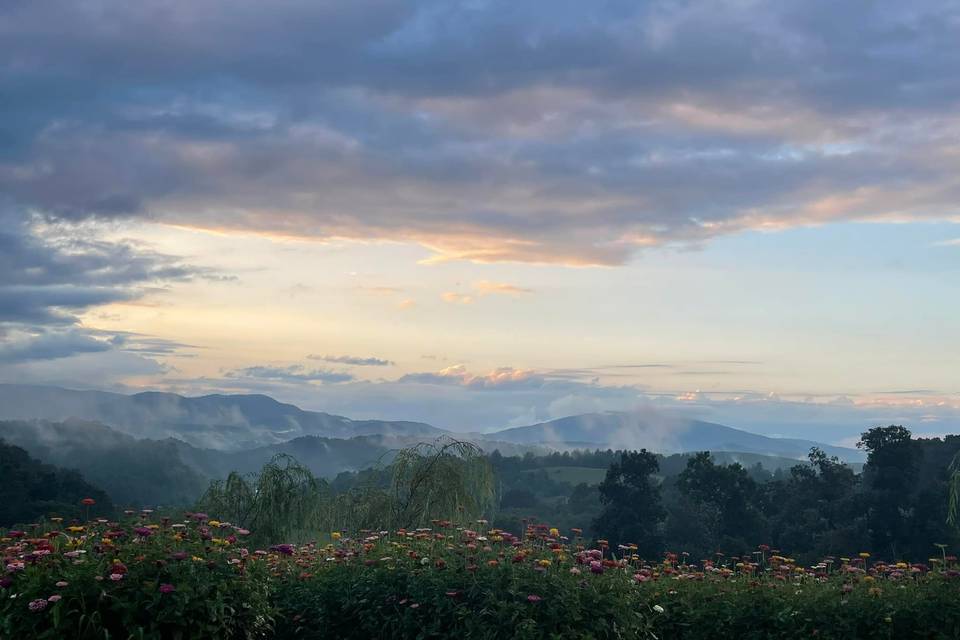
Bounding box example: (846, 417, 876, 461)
(1, 0, 959, 444)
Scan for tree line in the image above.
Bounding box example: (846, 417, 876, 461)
(592, 425, 960, 562)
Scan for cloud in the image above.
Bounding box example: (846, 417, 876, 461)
(3, 1, 959, 265)
(473, 281, 533, 296)
(442, 281, 532, 304)
(308, 354, 395, 366)
(0, 330, 111, 364)
(399, 365, 549, 391)
(441, 292, 474, 304)
(225, 365, 354, 384)
(0, 208, 210, 383)
(0, 210, 205, 327)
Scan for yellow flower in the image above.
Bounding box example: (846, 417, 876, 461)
(859, 552, 870, 559)
(331, 532, 342, 540)
(549, 528, 559, 537)
(67, 526, 84, 533)
(208, 520, 221, 528)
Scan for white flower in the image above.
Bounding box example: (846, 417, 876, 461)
(653, 605, 665, 614)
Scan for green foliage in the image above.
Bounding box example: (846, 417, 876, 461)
(197, 438, 496, 544)
(8, 512, 960, 640)
(389, 438, 496, 528)
(198, 454, 329, 546)
(273, 559, 652, 640)
(0, 440, 114, 526)
(645, 577, 960, 640)
(593, 449, 666, 555)
(0, 420, 209, 508)
(949, 451, 960, 529)
(0, 519, 273, 639)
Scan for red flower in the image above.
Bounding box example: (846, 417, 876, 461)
(81, 498, 96, 506)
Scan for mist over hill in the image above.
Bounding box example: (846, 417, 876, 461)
(0, 384, 447, 450)
(0, 384, 865, 462)
(489, 412, 865, 462)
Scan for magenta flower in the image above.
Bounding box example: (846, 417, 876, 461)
(28, 598, 47, 612)
(526, 594, 543, 603)
(159, 583, 176, 594)
(270, 544, 295, 556)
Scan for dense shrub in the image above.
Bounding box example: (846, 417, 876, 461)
(273, 561, 652, 639)
(0, 515, 273, 639)
(4, 511, 960, 639)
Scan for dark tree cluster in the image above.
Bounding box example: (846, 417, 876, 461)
(589, 426, 960, 562)
(0, 440, 114, 526)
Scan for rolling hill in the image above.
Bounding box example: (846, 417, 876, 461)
(489, 412, 865, 461)
(0, 385, 865, 462)
(0, 384, 448, 450)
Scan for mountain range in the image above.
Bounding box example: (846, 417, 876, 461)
(0, 384, 864, 462)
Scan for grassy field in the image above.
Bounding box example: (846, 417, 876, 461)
(522, 465, 608, 485)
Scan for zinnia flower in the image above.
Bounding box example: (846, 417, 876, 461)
(28, 599, 47, 612)
(526, 594, 542, 603)
(159, 583, 176, 594)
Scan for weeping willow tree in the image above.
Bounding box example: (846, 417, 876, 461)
(949, 452, 960, 530)
(198, 454, 329, 545)
(196, 438, 496, 544)
(388, 437, 496, 528)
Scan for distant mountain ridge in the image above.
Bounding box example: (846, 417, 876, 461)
(0, 384, 447, 450)
(0, 384, 865, 461)
(488, 412, 865, 462)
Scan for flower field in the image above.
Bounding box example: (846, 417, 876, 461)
(4, 508, 960, 639)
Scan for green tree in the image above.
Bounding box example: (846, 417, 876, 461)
(198, 453, 329, 545)
(389, 437, 496, 528)
(0, 440, 114, 526)
(674, 452, 761, 554)
(858, 425, 918, 558)
(593, 449, 665, 556)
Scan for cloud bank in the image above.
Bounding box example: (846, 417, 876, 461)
(3, 0, 959, 265)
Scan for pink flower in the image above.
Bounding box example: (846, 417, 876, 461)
(55, 581, 68, 588)
(28, 599, 47, 612)
(526, 594, 543, 603)
(109, 573, 124, 581)
(159, 583, 175, 594)
(590, 560, 604, 574)
(47, 595, 62, 603)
